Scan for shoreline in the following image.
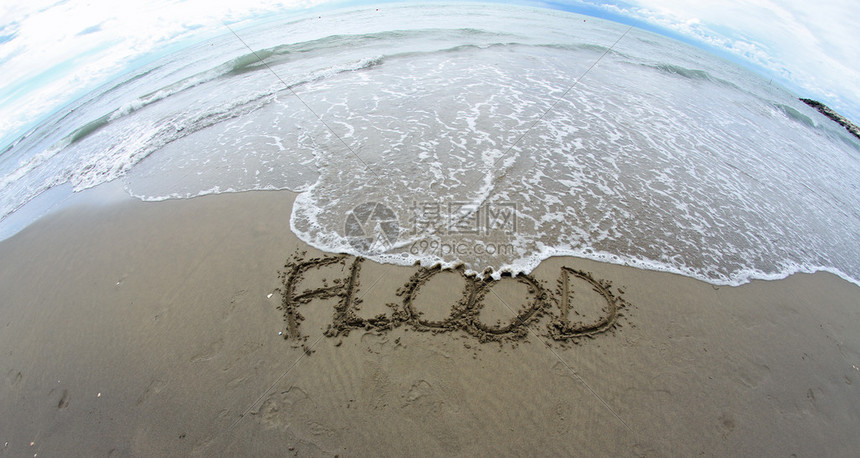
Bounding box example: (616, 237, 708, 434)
(0, 188, 858, 455)
(6, 182, 860, 290)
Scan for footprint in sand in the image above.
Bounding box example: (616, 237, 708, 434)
(359, 364, 392, 410)
(360, 332, 388, 354)
(551, 360, 573, 377)
(226, 375, 247, 390)
(57, 389, 70, 409)
(718, 413, 735, 438)
(223, 289, 248, 321)
(553, 402, 573, 434)
(48, 387, 70, 409)
(253, 385, 341, 451)
(6, 369, 22, 387)
(401, 379, 446, 414)
(256, 386, 314, 430)
(221, 341, 265, 372)
(403, 380, 432, 403)
(190, 338, 224, 363)
(136, 379, 167, 406)
(736, 362, 772, 389)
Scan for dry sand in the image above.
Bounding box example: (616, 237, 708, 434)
(0, 188, 858, 456)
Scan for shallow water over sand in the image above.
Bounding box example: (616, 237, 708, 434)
(2, 3, 859, 286)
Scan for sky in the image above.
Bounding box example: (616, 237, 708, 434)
(0, 0, 858, 149)
(561, 0, 860, 118)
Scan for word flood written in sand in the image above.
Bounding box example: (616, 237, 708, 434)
(278, 252, 630, 343)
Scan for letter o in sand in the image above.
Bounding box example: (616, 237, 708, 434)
(399, 267, 548, 340)
(400, 267, 477, 331)
(467, 274, 547, 341)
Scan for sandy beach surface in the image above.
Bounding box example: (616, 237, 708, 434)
(0, 187, 858, 456)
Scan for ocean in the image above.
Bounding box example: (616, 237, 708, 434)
(1, 3, 859, 286)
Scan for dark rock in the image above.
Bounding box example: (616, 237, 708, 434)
(800, 98, 860, 140)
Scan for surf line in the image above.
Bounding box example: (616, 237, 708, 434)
(278, 252, 629, 343)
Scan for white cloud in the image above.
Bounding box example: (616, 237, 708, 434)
(0, 0, 334, 146)
(581, 0, 860, 121)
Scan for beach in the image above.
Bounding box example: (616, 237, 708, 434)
(1, 188, 857, 456)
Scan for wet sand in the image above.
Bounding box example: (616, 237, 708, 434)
(0, 189, 858, 456)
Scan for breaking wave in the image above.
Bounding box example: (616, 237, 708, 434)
(2, 3, 859, 289)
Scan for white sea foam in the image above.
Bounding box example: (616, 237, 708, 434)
(1, 3, 858, 288)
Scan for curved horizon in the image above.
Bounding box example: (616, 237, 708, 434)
(0, 0, 858, 151)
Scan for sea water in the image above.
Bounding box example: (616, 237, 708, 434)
(1, 3, 858, 286)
